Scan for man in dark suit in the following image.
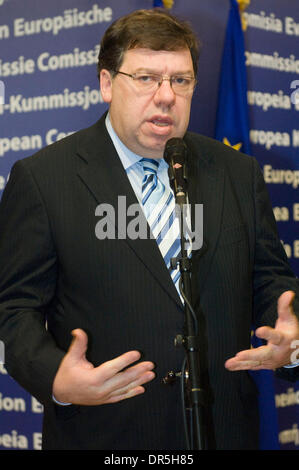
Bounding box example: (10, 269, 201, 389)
(0, 9, 298, 450)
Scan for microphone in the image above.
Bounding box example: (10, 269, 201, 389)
(164, 137, 188, 205)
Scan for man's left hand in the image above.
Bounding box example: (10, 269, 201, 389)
(225, 291, 299, 371)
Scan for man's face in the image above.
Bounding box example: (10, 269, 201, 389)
(100, 48, 195, 159)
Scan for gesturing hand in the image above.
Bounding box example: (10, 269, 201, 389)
(225, 291, 299, 372)
(52, 329, 155, 405)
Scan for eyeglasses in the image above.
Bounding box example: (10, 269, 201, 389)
(114, 71, 197, 96)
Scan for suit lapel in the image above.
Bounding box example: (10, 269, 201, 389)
(76, 115, 183, 308)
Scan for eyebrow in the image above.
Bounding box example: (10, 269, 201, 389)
(132, 68, 194, 76)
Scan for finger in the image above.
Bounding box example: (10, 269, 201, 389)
(109, 369, 155, 400)
(225, 345, 271, 370)
(98, 366, 155, 405)
(277, 290, 296, 321)
(255, 326, 282, 345)
(108, 368, 156, 403)
(92, 366, 154, 405)
(237, 344, 273, 361)
(67, 329, 89, 363)
(94, 350, 143, 381)
(225, 359, 262, 371)
(107, 385, 146, 404)
(104, 360, 155, 392)
(225, 354, 265, 370)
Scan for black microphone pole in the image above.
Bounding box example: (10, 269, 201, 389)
(164, 138, 206, 451)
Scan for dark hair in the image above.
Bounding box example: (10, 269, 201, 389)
(97, 9, 200, 78)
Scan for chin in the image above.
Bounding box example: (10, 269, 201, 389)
(151, 134, 173, 149)
(139, 131, 181, 158)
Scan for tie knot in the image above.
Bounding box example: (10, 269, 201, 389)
(140, 158, 159, 176)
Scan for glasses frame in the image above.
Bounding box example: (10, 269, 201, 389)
(113, 70, 197, 95)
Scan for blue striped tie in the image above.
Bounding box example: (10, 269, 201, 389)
(140, 158, 182, 293)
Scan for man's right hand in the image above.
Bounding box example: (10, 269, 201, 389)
(52, 328, 155, 406)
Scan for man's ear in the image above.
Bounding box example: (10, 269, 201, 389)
(100, 69, 113, 103)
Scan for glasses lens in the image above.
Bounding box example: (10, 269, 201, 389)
(171, 77, 194, 95)
(132, 73, 195, 95)
(134, 74, 160, 91)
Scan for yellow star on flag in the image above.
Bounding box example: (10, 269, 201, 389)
(162, 0, 174, 8)
(223, 137, 242, 151)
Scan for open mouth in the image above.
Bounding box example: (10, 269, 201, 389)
(151, 119, 171, 127)
(149, 116, 173, 130)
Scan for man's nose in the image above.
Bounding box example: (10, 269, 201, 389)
(153, 79, 176, 107)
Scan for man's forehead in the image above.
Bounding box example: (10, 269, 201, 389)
(121, 48, 194, 72)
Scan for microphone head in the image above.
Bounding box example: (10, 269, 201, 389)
(164, 138, 187, 166)
(164, 138, 188, 200)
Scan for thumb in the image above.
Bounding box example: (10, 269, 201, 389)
(277, 290, 296, 322)
(67, 328, 89, 364)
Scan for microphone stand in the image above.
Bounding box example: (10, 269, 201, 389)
(173, 182, 206, 451)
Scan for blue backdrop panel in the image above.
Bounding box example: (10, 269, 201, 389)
(242, 2, 299, 449)
(0, 0, 298, 450)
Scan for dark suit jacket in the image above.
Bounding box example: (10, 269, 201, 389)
(0, 113, 298, 450)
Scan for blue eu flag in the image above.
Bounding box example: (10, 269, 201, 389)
(153, 0, 174, 7)
(215, 0, 251, 154)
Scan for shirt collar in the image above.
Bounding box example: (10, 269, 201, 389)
(105, 113, 142, 171)
(105, 112, 168, 172)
